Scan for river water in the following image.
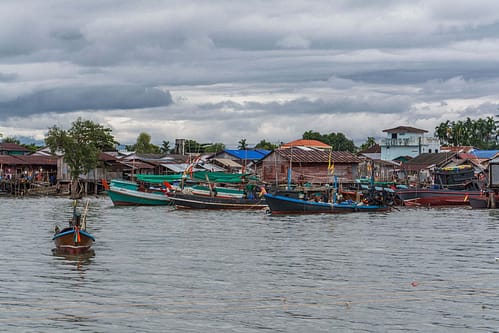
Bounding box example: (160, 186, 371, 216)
(0, 196, 498, 332)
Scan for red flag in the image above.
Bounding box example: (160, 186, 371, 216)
(101, 179, 110, 190)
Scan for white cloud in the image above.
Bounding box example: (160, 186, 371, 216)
(1, 0, 499, 147)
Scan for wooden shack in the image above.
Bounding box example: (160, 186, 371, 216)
(257, 147, 362, 185)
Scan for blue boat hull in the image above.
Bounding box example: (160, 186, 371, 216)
(264, 193, 390, 215)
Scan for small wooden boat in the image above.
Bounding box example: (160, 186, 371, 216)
(395, 166, 484, 207)
(103, 179, 171, 206)
(167, 192, 267, 210)
(53, 200, 95, 254)
(264, 193, 391, 215)
(396, 188, 482, 206)
(190, 184, 246, 198)
(263, 187, 394, 215)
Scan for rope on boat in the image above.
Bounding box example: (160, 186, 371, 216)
(81, 199, 90, 230)
(241, 198, 267, 212)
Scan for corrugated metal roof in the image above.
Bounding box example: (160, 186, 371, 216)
(223, 149, 270, 160)
(402, 152, 455, 169)
(0, 155, 24, 164)
(281, 139, 331, 149)
(0, 143, 30, 151)
(199, 162, 226, 172)
(213, 158, 243, 168)
(382, 126, 427, 133)
(118, 160, 155, 169)
(360, 152, 381, 160)
(472, 150, 499, 159)
(100, 152, 117, 161)
(1, 155, 57, 165)
(160, 163, 204, 173)
(458, 153, 479, 160)
(276, 147, 362, 163)
(161, 163, 189, 173)
(441, 146, 475, 153)
(358, 144, 381, 154)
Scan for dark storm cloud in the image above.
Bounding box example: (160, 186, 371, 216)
(2, 0, 499, 144)
(0, 72, 17, 82)
(343, 63, 499, 85)
(0, 86, 172, 117)
(200, 95, 412, 118)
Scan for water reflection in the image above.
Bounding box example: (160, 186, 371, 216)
(1, 197, 499, 332)
(52, 248, 95, 272)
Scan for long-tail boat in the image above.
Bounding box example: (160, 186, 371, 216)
(264, 187, 393, 215)
(53, 200, 95, 254)
(395, 165, 484, 206)
(167, 171, 268, 210)
(102, 178, 172, 206)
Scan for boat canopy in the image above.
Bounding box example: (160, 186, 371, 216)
(135, 174, 184, 183)
(191, 171, 258, 183)
(135, 172, 258, 184)
(355, 178, 396, 186)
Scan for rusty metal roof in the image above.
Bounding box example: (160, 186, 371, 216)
(382, 126, 427, 133)
(0, 155, 56, 165)
(281, 139, 332, 149)
(100, 152, 117, 161)
(276, 147, 362, 163)
(118, 160, 155, 169)
(358, 144, 381, 154)
(0, 143, 30, 152)
(401, 152, 456, 170)
(0, 155, 24, 164)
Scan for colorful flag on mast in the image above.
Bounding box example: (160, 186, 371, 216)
(328, 150, 335, 175)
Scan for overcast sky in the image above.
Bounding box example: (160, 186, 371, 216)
(1, 0, 499, 148)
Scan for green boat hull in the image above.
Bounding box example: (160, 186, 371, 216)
(107, 186, 170, 206)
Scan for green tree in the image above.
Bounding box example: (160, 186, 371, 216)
(132, 132, 161, 154)
(204, 143, 226, 153)
(329, 132, 356, 152)
(184, 139, 204, 153)
(302, 130, 324, 142)
(160, 140, 171, 154)
(359, 137, 377, 151)
(45, 118, 117, 198)
(2, 136, 20, 144)
(302, 130, 357, 152)
(22, 143, 42, 154)
(254, 139, 277, 150)
(435, 120, 451, 145)
(238, 138, 247, 150)
(0, 136, 41, 153)
(434, 117, 497, 149)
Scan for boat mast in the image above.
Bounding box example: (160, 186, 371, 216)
(287, 146, 292, 190)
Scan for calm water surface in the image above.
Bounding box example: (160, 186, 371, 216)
(0, 196, 498, 332)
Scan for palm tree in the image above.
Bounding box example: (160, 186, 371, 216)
(238, 138, 247, 150)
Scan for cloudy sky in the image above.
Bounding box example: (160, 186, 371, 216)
(1, 0, 499, 148)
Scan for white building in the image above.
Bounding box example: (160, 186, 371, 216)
(380, 126, 441, 161)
